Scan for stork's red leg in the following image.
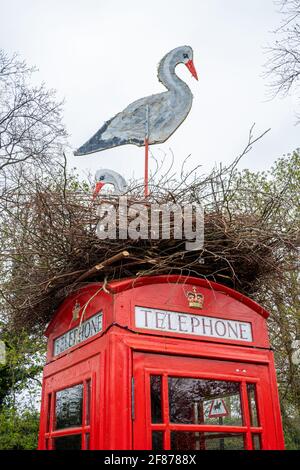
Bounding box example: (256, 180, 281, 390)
(144, 138, 149, 198)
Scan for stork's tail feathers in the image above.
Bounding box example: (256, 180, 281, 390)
(74, 136, 125, 156)
(74, 118, 123, 156)
(74, 117, 145, 156)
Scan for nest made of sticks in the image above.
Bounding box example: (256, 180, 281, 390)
(1, 160, 298, 332)
(0, 131, 299, 332)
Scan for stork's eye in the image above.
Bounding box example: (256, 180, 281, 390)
(99, 175, 105, 180)
(183, 53, 189, 59)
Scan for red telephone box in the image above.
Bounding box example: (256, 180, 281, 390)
(38, 275, 285, 450)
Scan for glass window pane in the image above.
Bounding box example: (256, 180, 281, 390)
(252, 433, 261, 450)
(85, 433, 90, 450)
(152, 431, 164, 450)
(247, 383, 260, 427)
(168, 377, 242, 426)
(55, 384, 83, 430)
(53, 434, 82, 450)
(150, 375, 162, 423)
(85, 380, 91, 425)
(171, 431, 245, 450)
(47, 394, 51, 432)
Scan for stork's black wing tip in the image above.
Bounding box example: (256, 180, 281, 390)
(74, 144, 93, 156)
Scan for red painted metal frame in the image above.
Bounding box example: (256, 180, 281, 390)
(39, 351, 102, 450)
(45, 378, 91, 450)
(132, 351, 279, 450)
(38, 275, 285, 450)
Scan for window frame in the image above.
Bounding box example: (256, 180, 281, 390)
(133, 353, 266, 450)
(45, 377, 93, 450)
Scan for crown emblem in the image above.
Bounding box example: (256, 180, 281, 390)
(186, 287, 204, 309)
(72, 300, 81, 321)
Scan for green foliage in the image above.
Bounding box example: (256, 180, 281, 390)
(283, 415, 300, 450)
(0, 407, 39, 450)
(0, 327, 45, 449)
(232, 151, 300, 449)
(230, 150, 300, 222)
(0, 327, 46, 407)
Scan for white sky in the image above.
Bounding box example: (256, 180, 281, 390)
(1, 0, 299, 181)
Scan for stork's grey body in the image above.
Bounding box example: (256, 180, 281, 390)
(74, 46, 197, 156)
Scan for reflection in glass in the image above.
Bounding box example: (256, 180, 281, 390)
(168, 377, 242, 426)
(55, 384, 83, 430)
(53, 434, 82, 450)
(252, 433, 261, 450)
(47, 394, 51, 432)
(86, 380, 91, 425)
(171, 431, 245, 450)
(247, 383, 259, 427)
(151, 376, 162, 423)
(85, 433, 90, 450)
(152, 431, 164, 450)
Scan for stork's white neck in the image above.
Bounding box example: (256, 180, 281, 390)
(158, 53, 191, 95)
(96, 169, 128, 194)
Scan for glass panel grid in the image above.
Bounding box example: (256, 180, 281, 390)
(85, 379, 91, 426)
(84, 433, 90, 450)
(151, 375, 163, 423)
(168, 377, 243, 427)
(247, 383, 260, 427)
(252, 433, 262, 450)
(55, 383, 83, 430)
(53, 434, 82, 450)
(47, 379, 92, 450)
(148, 371, 264, 451)
(152, 431, 164, 450)
(171, 431, 245, 450)
(46, 393, 51, 432)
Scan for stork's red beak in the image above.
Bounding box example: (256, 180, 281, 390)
(92, 181, 105, 199)
(185, 59, 198, 80)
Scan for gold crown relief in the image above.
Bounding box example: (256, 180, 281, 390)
(186, 286, 204, 309)
(72, 300, 81, 321)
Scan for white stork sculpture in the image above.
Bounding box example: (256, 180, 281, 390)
(92, 169, 128, 199)
(75, 45, 198, 196)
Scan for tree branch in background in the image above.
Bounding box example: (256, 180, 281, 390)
(265, 0, 300, 121)
(0, 49, 67, 182)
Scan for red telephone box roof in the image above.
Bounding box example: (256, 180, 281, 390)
(45, 274, 269, 337)
(96, 275, 269, 319)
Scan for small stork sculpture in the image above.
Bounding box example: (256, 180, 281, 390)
(92, 169, 128, 199)
(75, 46, 198, 196)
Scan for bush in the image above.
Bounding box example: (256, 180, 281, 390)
(0, 407, 39, 450)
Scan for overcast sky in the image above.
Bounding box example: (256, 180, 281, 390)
(1, 0, 299, 181)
